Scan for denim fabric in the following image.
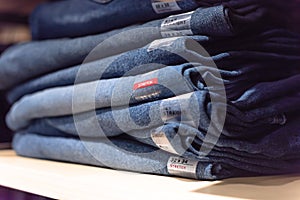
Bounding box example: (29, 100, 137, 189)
(197, 0, 284, 29)
(24, 90, 298, 140)
(13, 132, 300, 179)
(7, 58, 300, 132)
(21, 91, 211, 136)
(0, 5, 235, 90)
(233, 75, 300, 110)
(6, 62, 199, 131)
(25, 118, 300, 168)
(128, 126, 300, 175)
(30, 0, 201, 40)
(6, 36, 210, 103)
(27, 118, 300, 164)
(13, 132, 249, 180)
(23, 75, 300, 138)
(147, 116, 300, 161)
(31, 0, 282, 40)
(9, 82, 214, 131)
(280, 0, 300, 33)
(7, 28, 300, 103)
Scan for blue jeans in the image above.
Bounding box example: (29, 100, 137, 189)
(30, 0, 201, 40)
(145, 117, 300, 160)
(7, 58, 300, 132)
(0, 5, 234, 90)
(31, 0, 284, 40)
(11, 132, 279, 180)
(6, 36, 209, 103)
(24, 74, 300, 138)
(6, 62, 201, 131)
(7, 28, 300, 103)
(13, 132, 300, 179)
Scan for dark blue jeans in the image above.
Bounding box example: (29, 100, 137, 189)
(0, 5, 235, 90)
(145, 115, 300, 160)
(31, 0, 284, 40)
(30, 0, 201, 40)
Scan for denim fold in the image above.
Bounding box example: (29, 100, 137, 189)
(7, 28, 300, 103)
(0, 5, 237, 90)
(23, 76, 300, 139)
(30, 0, 201, 40)
(13, 132, 277, 180)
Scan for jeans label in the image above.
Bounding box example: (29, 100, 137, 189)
(151, 131, 179, 154)
(147, 37, 178, 52)
(152, 0, 181, 14)
(167, 156, 198, 179)
(160, 93, 193, 121)
(161, 107, 181, 120)
(161, 11, 194, 38)
(134, 90, 161, 101)
(133, 78, 158, 90)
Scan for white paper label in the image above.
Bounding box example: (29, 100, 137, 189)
(167, 156, 198, 179)
(147, 37, 178, 52)
(161, 11, 194, 38)
(160, 93, 193, 121)
(151, 131, 179, 154)
(152, 0, 181, 14)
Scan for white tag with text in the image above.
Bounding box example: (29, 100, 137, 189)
(167, 156, 198, 179)
(161, 11, 194, 38)
(151, 131, 179, 154)
(152, 0, 181, 14)
(147, 37, 178, 52)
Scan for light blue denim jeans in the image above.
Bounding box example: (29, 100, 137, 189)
(13, 132, 300, 179)
(24, 75, 300, 139)
(12, 132, 270, 180)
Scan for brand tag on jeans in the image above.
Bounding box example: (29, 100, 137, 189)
(167, 156, 198, 179)
(160, 93, 193, 121)
(147, 37, 178, 52)
(133, 78, 158, 90)
(151, 131, 179, 154)
(152, 0, 181, 14)
(134, 90, 161, 101)
(161, 11, 194, 38)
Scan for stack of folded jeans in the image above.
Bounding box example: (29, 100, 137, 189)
(1, 0, 300, 180)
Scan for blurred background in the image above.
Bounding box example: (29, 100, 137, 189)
(0, 0, 42, 54)
(0, 1, 53, 199)
(0, 0, 46, 146)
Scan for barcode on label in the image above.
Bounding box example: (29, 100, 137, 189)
(160, 11, 194, 38)
(162, 31, 189, 37)
(152, 0, 181, 14)
(155, 2, 170, 9)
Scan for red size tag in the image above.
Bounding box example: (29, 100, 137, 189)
(133, 78, 158, 90)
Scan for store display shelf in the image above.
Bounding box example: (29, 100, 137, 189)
(0, 150, 300, 200)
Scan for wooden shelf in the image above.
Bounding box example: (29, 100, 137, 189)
(0, 150, 300, 200)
